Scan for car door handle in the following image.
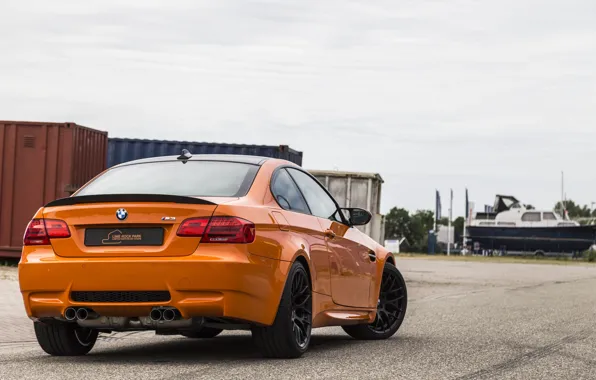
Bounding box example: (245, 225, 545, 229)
(368, 251, 376, 262)
(325, 229, 336, 239)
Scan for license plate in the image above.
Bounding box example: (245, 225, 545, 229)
(84, 228, 164, 246)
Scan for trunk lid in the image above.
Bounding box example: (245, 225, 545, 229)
(42, 195, 218, 258)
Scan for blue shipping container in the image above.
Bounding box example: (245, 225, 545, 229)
(107, 138, 303, 168)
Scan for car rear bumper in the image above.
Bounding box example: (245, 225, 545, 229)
(19, 248, 291, 326)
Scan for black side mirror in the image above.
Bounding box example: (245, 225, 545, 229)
(341, 208, 372, 226)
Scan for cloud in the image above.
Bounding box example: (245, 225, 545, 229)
(1, 0, 595, 214)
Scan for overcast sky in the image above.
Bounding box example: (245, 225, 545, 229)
(1, 0, 595, 215)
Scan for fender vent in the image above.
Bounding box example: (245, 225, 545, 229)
(71, 291, 171, 303)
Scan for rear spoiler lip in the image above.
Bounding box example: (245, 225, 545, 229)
(44, 194, 217, 208)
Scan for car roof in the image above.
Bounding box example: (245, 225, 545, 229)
(113, 154, 273, 168)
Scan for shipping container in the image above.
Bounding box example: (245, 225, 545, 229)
(309, 170, 385, 243)
(0, 121, 107, 258)
(107, 138, 303, 167)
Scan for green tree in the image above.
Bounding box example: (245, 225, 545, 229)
(384, 208, 436, 252)
(384, 207, 411, 241)
(452, 216, 465, 241)
(554, 200, 594, 218)
(409, 210, 434, 252)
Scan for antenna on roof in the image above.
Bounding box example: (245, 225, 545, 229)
(177, 149, 192, 163)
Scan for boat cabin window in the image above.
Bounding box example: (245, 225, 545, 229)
(543, 212, 556, 221)
(498, 222, 516, 226)
(521, 212, 541, 222)
(479, 222, 495, 226)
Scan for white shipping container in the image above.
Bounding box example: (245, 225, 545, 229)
(308, 169, 385, 244)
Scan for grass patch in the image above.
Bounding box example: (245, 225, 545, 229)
(396, 252, 596, 266)
(1, 258, 18, 267)
(584, 250, 596, 262)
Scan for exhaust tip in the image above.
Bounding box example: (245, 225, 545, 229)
(64, 307, 77, 321)
(76, 308, 89, 321)
(162, 309, 177, 321)
(150, 308, 163, 322)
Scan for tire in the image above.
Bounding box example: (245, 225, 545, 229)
(34, 320, 98, 356)
(252, 261, 312, 358)
(180, 327, 223, 339)
(342, 264, 407, 340)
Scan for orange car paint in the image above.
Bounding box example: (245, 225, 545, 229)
(19, 159, 394, 328)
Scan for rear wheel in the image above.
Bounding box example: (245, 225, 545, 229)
(34, 320, 98, 356)
(342, 264, 407, 340)
(252, 261, 312, 358)
(180, 327, 223, 339)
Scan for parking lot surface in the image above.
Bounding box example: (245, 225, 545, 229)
(1, 258, 596, 380)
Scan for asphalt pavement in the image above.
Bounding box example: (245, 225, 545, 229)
(1, 258, 596, 380)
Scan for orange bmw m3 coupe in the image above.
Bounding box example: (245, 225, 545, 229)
(18, 151, 407, 358)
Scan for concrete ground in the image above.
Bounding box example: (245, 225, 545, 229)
(1, 258, 596, 380)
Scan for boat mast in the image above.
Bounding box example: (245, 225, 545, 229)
(561, 171, 566, 219)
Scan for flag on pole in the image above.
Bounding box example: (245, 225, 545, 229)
(449, 189, 453, 221)
(435, 190, 442, 221)
(465, 188, 469, 219)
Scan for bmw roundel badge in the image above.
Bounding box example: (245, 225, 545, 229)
(116, 208, 128, 221)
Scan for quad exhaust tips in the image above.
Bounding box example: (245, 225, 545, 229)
(150, 307, 180, 322)
(65, 306, 180, 322)
(64, 307, 98, 321)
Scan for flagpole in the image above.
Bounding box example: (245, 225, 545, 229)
(463, 188, 468, 256)
(434, 190, 438, 232)
(448, 189, 452, 256)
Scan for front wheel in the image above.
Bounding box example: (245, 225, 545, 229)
(342, 263, 407, 340)
(252, 261, 312, 358)
(34, 320, 98, 356)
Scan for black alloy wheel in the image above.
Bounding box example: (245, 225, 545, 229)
(252, 261, 313, 358)
(291, 266, 312, 348)
(370, 265, 407, 334)
(342, 264, 407, 340)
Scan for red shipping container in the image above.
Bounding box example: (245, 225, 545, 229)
(0, 121, 107, 258)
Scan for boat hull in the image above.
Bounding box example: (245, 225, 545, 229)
(467, 225, 596, 254)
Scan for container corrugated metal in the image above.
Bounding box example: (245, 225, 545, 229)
(308, 170, 385, 243)
(107, 138, 303, 167)
(0, 121, 107, 258)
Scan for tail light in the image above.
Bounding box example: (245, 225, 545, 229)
(23, 219, 71, 246)
(177, 216, 255, 244)
(176, 218, 210, 237)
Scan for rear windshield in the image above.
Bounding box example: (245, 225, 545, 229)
(76, 161, 259, 197)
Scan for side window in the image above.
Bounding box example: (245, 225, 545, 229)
(271, 169, 310, 214)
(543, 212, 556, 221)
(521, 212, 541, 222)
(287, 168, 340, 221)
